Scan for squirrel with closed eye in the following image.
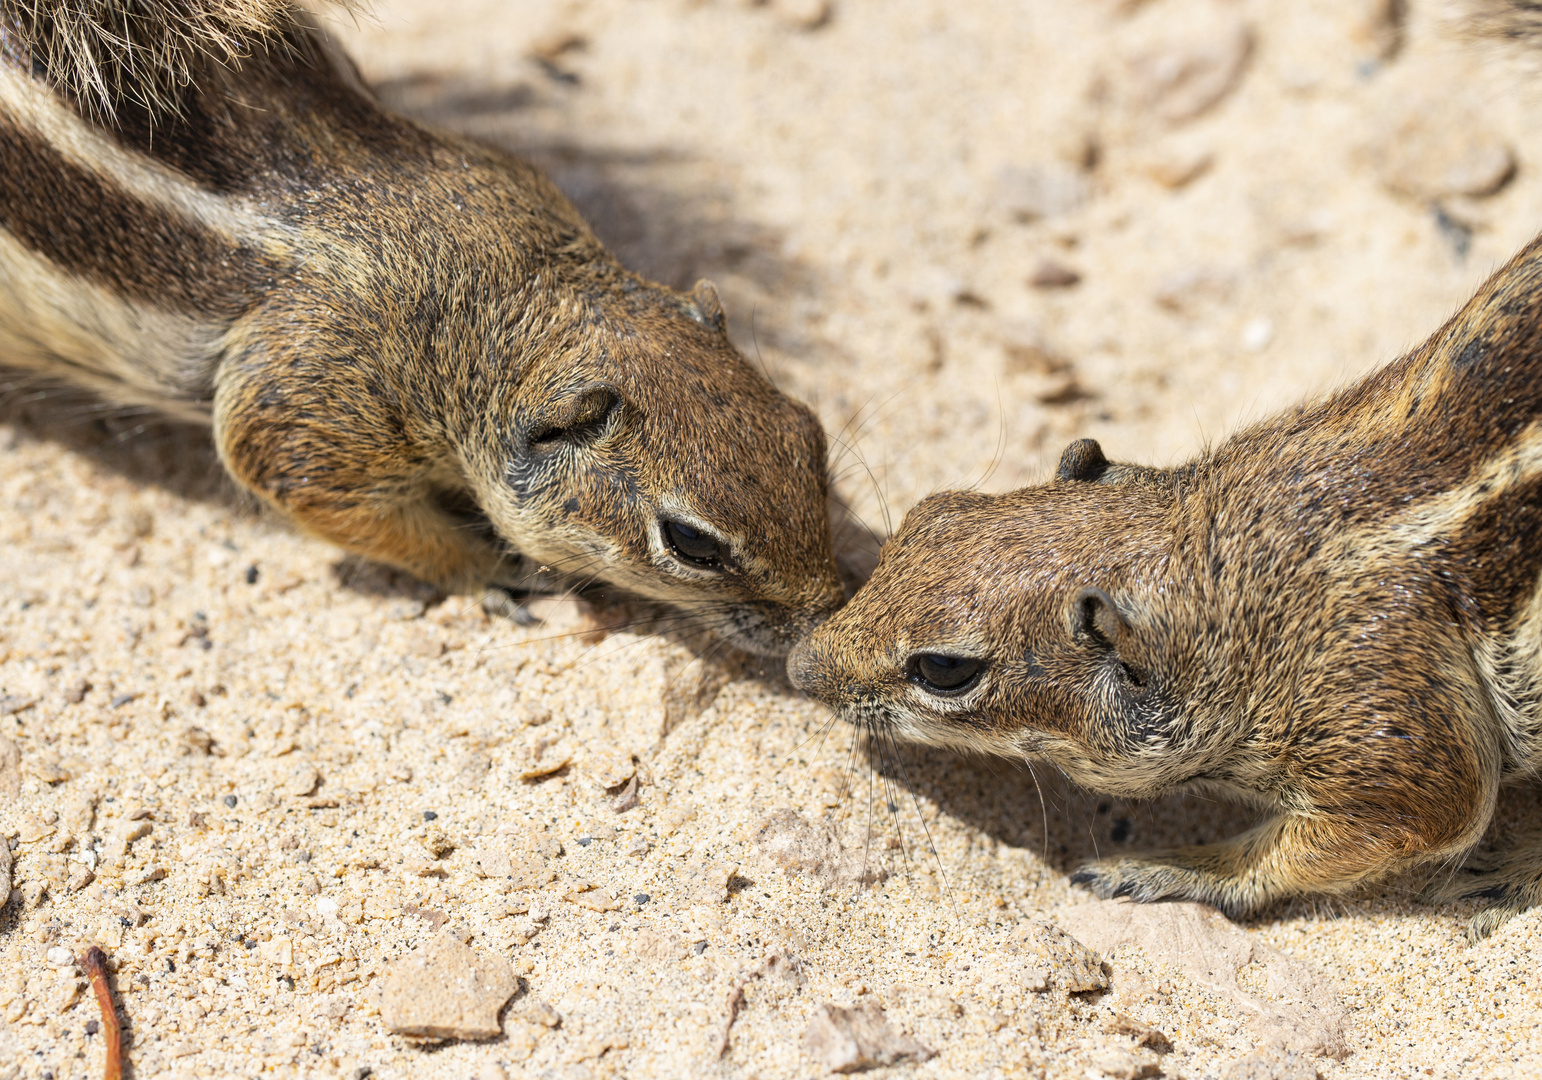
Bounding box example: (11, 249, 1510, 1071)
(0, 0, 844, 655)
(789, 3, 1542, 938)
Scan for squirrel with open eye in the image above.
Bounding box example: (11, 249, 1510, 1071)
(789, 24, 1542, 933)
(790, 234, 1542, 937)
(0, 0, 844, 655)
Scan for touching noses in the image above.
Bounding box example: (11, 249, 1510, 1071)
(784, 635, 825, 694)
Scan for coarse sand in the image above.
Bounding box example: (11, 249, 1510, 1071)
(5, 0, 1542, 1077)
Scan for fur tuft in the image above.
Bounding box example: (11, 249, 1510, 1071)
(0, 0, 362, 121)
(1471, 0, 1542, 43)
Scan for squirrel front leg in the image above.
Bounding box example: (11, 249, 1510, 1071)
(1072, 811, 1414, 917)
(213, 341, 508, 594)
(1075, 673, 1503, 917)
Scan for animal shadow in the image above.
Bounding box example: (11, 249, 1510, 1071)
(862, 738, 1542, 927)
(0, 377, 230, 505)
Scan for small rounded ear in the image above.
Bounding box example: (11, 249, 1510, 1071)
(528, 382, 626, 450)
(688, 279, 726, 332)
(1056, 439, 1109, 483)
(1073, 586, 1129, 649)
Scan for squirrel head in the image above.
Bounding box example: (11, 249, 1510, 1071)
(468, 276, 845, 656)
(786, 450, 1211, 790)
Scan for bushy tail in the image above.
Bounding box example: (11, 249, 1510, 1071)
(1, 0, 364, 120)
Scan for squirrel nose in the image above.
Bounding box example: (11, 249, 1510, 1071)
(785, 636, 823, 694)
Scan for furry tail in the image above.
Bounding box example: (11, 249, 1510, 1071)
(1, 0, 363, 121)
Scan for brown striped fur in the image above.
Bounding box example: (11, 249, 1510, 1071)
(789, 234, 1542, 938)
(0, 2, 844, 654)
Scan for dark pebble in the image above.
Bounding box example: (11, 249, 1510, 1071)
(422, 810, 438, 821)
(245, 565, 260, 584)
(635, 893, 650, 906)
(110, 694, 135, 708)
(223, 795, 238, 808)
(1029, 259, 1083, 289)
(693, 941, 708, 955)
(576, 837, 592, 847)
(85, 1021, 99, 1036)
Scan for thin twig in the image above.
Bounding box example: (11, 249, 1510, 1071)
(716, 978, 749, 1058)
(80, 946, 122, 1080)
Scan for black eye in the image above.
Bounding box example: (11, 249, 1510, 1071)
(663, 520, 725, 568)
(908, 654, 985, 695)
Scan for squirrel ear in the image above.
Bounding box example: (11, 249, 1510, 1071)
(1073, 586, 1130, 650)
(688, 279, 726, 332)
(528, 382, 626, 450)
(1056, 439, 1109, 482)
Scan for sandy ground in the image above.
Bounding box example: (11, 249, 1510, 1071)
(6, 0, 1542, 1076)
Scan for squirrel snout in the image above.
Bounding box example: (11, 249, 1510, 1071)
(784, 636, 828, 696)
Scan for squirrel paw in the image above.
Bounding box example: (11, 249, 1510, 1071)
(1069, 855, 1247, 917)
(1423, 842, 1542, 942)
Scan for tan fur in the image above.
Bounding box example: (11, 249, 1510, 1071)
(0, 1, 843, 654)
(789, 233, 1542, 937)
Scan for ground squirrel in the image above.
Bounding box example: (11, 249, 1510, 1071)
(0, 0, 844, 654)
(790, 225, 1542, 939)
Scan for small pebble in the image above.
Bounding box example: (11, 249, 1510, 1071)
(1242, 316, 1274, 352)
(422, 810, 438, 821)
(1126, 18, 1253, 123)
(635, 893, 651, 907)
(287, 764, 321, 797)
(0, 694, 36, 717)
(223, 795, 238, 808)
(1029, 259, 1082, 289)
(996, 162, 1089, 221)
(768, 0, 830, 30)
(517, 998, 562, 1027)
(84, 1020, 99, 1036)
(45, 945, 73, 967)
(803, 1001, 935, 1071)
(1140, 145, 1214, 189)
(379, 935, 519, 1039)
(1371, 98, 1516, 201)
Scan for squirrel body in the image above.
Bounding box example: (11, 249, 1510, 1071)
(0, 1, 843, 654)
(789, 233, 1542, 937)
